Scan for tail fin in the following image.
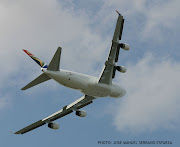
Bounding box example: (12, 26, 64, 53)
(22, 50, 48, 68)
(21, 47, 62, 90)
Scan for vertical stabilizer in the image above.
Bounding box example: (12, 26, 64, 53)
(22, 50, 48, 68)
(21, 47, 62, 90)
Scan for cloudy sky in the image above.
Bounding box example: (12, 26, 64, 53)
(0, 0, 180, 146)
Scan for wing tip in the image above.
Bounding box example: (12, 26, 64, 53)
(10, 130, 21, 135)
(21, 86, 26, 90)
(9, 131, 15, 134)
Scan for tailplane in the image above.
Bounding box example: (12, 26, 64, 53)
(21, 47, 62, 90)
(21, 73, 51, 90)
(47, 47, 61, 71)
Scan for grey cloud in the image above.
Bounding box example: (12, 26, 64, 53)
(95, 0, 180, 43)
(111, 53, 180, 133)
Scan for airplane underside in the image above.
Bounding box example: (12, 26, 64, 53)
(43, 69, 126, 98)
(13, 10, 129, 134)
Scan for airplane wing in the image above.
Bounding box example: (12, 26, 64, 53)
(98, 11, 124, 85)
(14, 95, 95, 134)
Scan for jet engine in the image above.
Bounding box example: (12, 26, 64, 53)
(48, 123, 60, 129)
(76, 110, 87, 117)
(119, 43, 130, 51)
(116, 66, 127, 73)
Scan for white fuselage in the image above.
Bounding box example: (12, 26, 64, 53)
(42, 69, 126, 98)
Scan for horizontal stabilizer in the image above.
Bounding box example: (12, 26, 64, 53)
(47, 47, 62, 71)
(21, 73, 51, 90)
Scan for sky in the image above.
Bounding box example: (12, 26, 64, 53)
(0, 0, 180, 146)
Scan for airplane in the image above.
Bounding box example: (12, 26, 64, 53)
(13, 10, 130, 134)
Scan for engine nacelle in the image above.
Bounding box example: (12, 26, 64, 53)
(76, 110, 87, 117)
(116, 66, 127, 73)
(119, 43, 130, 50)
(48, 123, 60, 129)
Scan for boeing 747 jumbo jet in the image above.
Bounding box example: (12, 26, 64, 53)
(13, 11, 130, 134)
